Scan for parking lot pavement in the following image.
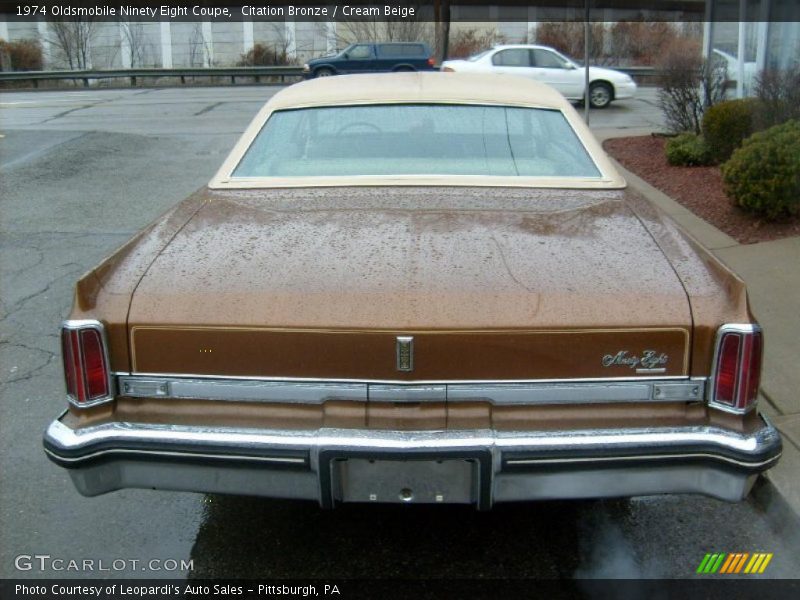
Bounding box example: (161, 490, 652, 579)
(1, 85, 796, 581)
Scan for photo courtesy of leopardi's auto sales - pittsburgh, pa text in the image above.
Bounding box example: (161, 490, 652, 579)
(12, 583, 338, 598)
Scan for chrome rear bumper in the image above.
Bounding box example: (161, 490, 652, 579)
(43, 415, 782, 508)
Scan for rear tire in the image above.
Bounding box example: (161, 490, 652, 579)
(589, 82, 613, 109)
(393, 66, 415, 72)
(314, 68, 334, 78)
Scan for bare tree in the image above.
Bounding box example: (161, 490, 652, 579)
(47, 18, 96, 70)
(321, 3, 434, 51)
(658, 43, 728, 134)
(188, 23, 212, 67)
(120, 19, 149, 68)
(535, 22, 608, 65)
(753, 63, 800, 128)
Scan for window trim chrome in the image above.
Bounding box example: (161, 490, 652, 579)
(62, 319, 115, 409)
(708, 323, 762, 415)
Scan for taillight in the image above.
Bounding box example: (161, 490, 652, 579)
(61, 320, 112, 406)
(427, 57, 435, 67)
(710, 324, 763, 413)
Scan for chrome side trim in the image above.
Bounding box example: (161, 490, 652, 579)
(504, 452, 776, 469)
(120, 376, 368, 404)
(115, 374, 706, 405)
(117, 371, 692, 385)
(370, 384, 446, 403)
(708, 323, 762, 415)
(62, 319, 115, 408)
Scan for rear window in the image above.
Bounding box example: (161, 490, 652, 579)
(233, 104, 601, 179)
(379, 43, 427, 58)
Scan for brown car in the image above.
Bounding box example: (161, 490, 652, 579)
(44, 73, 781, 508)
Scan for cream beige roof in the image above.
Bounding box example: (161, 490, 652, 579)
(209, 72, 625, 189)
(267, 72, 571, 110)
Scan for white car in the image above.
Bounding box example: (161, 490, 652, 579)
(712, 48, 757, 93)
(441, 44, 637, 109)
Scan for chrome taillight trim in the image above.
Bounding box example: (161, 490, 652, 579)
(708, 323, 763, 415)
(62, 319, 115, 408)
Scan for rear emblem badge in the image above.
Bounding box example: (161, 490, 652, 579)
(602, 350, 668, 373)
(396, 336, 414, 372)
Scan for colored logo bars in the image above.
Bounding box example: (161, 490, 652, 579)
(697, 553, 774, 574)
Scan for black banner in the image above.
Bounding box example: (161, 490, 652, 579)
(1, 1, 799, 23)
(2, 579, 800, 600)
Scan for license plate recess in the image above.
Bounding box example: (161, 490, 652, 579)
(319, 449, 492, 509)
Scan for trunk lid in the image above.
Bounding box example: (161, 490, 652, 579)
(127, 188, 691, 380)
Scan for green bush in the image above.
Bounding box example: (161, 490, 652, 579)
(665, 133, 712, 166)
(702, 98, 760, 163)
(722, 120, 800, 220)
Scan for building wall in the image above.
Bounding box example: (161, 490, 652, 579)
(0, 14, 798, 73)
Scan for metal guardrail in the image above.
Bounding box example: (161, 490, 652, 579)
(0, 66, 306, 87)
(0, 65, 659, 88)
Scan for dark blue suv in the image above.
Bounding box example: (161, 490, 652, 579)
(302, 42, 435, 78)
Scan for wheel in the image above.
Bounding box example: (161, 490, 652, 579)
(314, 68, 334, 78)
(589, 82, 613, 109)
(393, 66, 414, 72)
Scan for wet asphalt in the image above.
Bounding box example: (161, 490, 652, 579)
(1, 86, 798, 583)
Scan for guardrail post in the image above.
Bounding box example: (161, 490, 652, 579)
(131, 76, 137, 87)
(180, 75, 185, 84)
(231, 75, 235, 84)
(83, 77, 89, 87)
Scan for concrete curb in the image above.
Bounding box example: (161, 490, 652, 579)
(595, 130, 800, 518)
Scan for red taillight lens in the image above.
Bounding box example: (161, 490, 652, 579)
(428, 57, 435, 67)
(61, 329, 79, 399)
(712, 327, 763, 412)
(61, 323, 110, 405)
(714, 333, 741, 405)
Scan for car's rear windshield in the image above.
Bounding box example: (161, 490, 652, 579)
(232, 104, 601, 179)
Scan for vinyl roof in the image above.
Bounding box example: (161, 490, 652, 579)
(266, 72, 571, 111)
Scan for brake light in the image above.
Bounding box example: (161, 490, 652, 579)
(427, 57, 435, 67)
(61, 321, 112, 406)
(710, 325, 763, 413)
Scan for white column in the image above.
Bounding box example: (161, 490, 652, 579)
(527, 21, 536, 44)
(755, 21, 769, 72)
(756, 0, 771, 72)
(736, 0, 747, 98)
(37, 19, 51, 68)
(243, 20, 254, 54)
(159, 21, 173, 68)
(119, 22, 131, 68)
(285, 19, 296, 61)
(202, 21, 213, 67)
(325, 21, 336, 54)
(702, 0, 713, 60)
